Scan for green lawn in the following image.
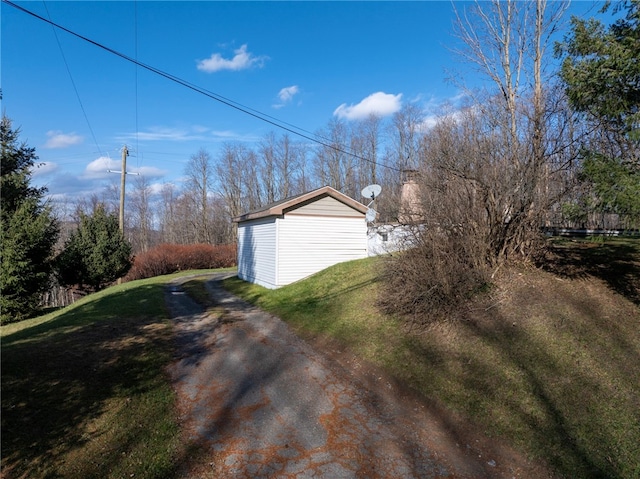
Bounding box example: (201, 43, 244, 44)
(0, 270, 221, 479)
(2, 239, 639, 479)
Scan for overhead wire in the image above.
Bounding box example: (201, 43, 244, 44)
(4, 0, 402, 173)
(134, 0, 139, 170)
(41, 0, 103, 158)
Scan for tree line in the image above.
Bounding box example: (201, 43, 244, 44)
(81, 106, 424, 252)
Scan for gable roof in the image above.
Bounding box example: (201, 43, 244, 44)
(232, 186, 368, 223)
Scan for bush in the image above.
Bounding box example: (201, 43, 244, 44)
(124, 243, 236, 282)
(378, 231, 490, 326)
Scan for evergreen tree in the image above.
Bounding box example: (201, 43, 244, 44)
(1, 116, 59, 323)
(557, 0, 640, 228)
(56, 204, 132, 292)
(558, 0, 640, 138)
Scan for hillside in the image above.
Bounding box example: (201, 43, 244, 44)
(225, 238, 640, 479)
(1, 239, 637, 478)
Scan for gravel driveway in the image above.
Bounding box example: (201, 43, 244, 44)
(165, 273, 543, 479)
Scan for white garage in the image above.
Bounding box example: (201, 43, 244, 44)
(233, 186, 369, 289)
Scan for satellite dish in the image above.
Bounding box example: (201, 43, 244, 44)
(361, 184, 382, 201)
(365, 208, 377, 223)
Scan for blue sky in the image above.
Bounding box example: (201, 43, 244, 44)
(2, 1, 603, 204)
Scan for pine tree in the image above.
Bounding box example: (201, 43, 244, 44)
(56, 204, 132, 292)
(557, 0, 640, 228)
(1, 116, 59, 323)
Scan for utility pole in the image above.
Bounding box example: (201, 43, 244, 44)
(119, 145, 128, 233)
(116, 145, 129, 286)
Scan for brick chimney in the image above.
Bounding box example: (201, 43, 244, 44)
(399, 169, 422, 224)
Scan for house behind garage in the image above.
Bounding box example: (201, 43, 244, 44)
(233, 186, 369, 289)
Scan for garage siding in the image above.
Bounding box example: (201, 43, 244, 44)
(289, 196, 364, 217)
(277, 215, 367, 286)
(237, 217, 278, 289)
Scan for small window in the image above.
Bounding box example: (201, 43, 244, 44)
(379, 232, 388, 242)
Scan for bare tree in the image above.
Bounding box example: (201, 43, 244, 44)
(382, 0, 573, 324)
(313, 118, 353, 194)
(389, 103, 424, 172)
(158, 183, 179, 243)
(446, 0, 569, 261)
(209, 195, 234, 244)
(241, 146, 262, 211)
(259, 132, 278, 205)
(291, 139, 313, 195)
(129, 175, 153, 253)
(350, 114, 382, 197)
(185, 148, 214, 243)
(215, 142, 246, 220)
(275, 133, 306, 200)
(376, 104, 427, 223)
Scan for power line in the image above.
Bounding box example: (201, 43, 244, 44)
(41, 0, 103, 158)
(133, 0, 139, 170)
(3, 0, 402, 173)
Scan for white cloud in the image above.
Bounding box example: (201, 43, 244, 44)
(44, 131, 83, 149)
(420, 115, 440, 131)
(129, 165, 167, 178)
(210, 130, 238, 138)
(83, 155, 167, 180)
(418, 92, 470, 131)
(210, 130, 261, 142)
(30, 161, 58, 177)
(192, 125, 209, 134)
(273, 85, 300, 109)
(119, 125, 256, 143)
(148, 182, 170, 196)
(197, 44, 267, 73)
(118, 126, 207, 143)
(279, 85, 299, 102)
(83, 156, 120, 179)
(334, 92, 402, 120)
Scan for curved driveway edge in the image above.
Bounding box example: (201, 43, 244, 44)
(165, 274, 537, 479)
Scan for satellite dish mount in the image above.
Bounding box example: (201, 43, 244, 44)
(361, 184, 382, 223)
(361, 184, 382, 206)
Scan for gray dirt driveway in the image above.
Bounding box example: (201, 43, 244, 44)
(165, 273, 550, 479)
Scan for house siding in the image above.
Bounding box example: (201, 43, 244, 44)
(277, 215, 367, 286)
(237, 217, 278, 289)
(288, 196, 364, 217)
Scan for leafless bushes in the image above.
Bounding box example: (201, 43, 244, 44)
(380, 99, 557, 324)
(379, 230, 491, 324)
(380, 1, 577, 325)
(124, 243, 236, 282)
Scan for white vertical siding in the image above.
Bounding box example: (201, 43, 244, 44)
(237, 217, 278, 289)
(277, 215, 367, 286)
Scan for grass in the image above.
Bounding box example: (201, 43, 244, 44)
(224, 240, 640, 479)
(0, 269, 221, 479)
(2, 241, 638, 478)
(544, 236, 640, 305)
(224, 257, 399, 359)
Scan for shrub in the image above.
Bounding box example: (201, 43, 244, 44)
(124, 243, 236, 282)
(379, 230, 490, 326)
